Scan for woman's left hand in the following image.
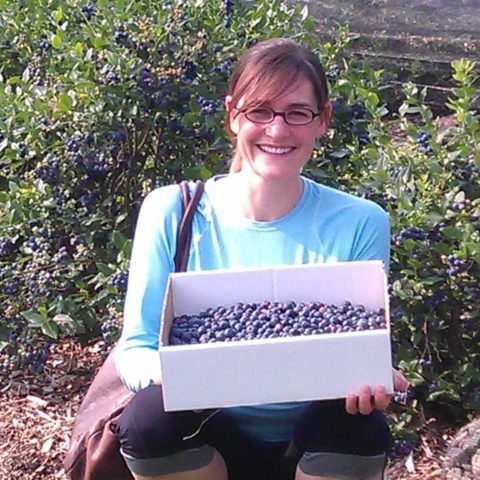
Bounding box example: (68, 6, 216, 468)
(345, 368, 409, 415)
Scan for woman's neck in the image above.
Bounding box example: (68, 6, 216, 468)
(222, 171, 304, 222)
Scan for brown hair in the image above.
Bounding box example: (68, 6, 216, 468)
(225, 38, 329, 173)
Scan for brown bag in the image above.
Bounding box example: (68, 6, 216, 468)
(64, 180, 205, 480)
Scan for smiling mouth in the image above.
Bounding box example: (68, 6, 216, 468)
(257, 145, 295, 154)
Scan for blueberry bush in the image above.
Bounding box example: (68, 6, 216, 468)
(313, 45, 479, 450)
(0, 0, 479, 453)
(0, 0, 315, 371)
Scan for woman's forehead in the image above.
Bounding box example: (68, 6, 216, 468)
(242, 75, 317, 108)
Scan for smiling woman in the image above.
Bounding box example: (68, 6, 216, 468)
(225, 75, 329, 218)
(225, 38, 329, 174)
(111, 37, 409, 480)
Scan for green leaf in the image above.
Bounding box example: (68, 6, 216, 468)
(41, 320, 59, 339)
(8, 181, 19, 193)
(405, 371, 425, 386)
(52, 34, 62, 49)
(366, 92, 379, 108)
(92, 35, 106, 49)
(58, 92, 72, 111)
(112, 230, 127, 250)
(209, 137, 227, 151)
(182, 112, 198, 127)
(199, 165, 212, 180)
(441, 227, 462, 239)
(205, 116, 217, 129)
(91, 288, 112, 303)
(53, 314, 79, 335)
(53, 314, 75, 325)
(300, 5, 309, 21)
(74, 279, 89, 290)
(53, 6, 63, 22)
(115, 213, 128, 226)
(328, 149, 350, 159)
(95, 263, 113, 276)
(21, 310, 46, 326)
(420, 276, 443, 285)
(427, 389, 460, 402)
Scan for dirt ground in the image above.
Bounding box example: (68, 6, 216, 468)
(0, 337, 456, 480)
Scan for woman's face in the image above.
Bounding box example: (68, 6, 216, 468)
(227, 75, 331, 182)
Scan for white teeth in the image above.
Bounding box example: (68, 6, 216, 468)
(259, 145, 293, 154)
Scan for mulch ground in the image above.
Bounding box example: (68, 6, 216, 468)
(0, 338, 457, 480)
(0, 339, 102, 479)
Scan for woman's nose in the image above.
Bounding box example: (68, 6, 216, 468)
(265, 115, 290, 138)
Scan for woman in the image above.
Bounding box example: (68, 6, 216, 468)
(112, 37, 409, 480)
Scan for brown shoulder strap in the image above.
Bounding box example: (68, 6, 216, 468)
(174, 180, 204, 273)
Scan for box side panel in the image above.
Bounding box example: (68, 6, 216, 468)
(273, 261, 386, 310)
(159, 278, 174, 347)
(171, 270, 273, 315)
(160, 331, 393, 411)
(383, 269, 391, 329)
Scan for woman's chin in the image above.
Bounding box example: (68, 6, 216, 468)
(252, 164, 300, 181)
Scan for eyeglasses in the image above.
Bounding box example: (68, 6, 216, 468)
(235, 106, 320, 126)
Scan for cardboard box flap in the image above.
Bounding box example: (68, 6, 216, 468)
(170, 260, 386, 315)
(273, 260, 386, 308)
(170, 268, 273, 315)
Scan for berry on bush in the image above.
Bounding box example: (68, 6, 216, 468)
(444, 255, 469, 276)
(197, 96, 218, 115)
(391, 438, 413, 458)
(325, 64, 340, 83)
(109, 270, 128, 293)
(415, 130, 433, 153)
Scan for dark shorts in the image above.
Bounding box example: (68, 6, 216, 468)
(112, 384, 390, 480)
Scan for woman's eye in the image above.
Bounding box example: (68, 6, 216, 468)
(287, 110, 311, 121)
(248, 108, 272, 120)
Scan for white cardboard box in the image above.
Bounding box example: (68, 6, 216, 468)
(159, 260, 393, 411)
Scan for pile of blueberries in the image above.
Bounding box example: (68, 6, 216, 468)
(168, 300, 387, 346)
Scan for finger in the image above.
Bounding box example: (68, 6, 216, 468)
(373, 385, 390, 411)
(345, 394, 359, 415)
(358, 385, 374, 415)
(393, 369, 410, 391)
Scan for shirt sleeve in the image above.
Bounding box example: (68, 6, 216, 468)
(350, 201, 391, 272)
(114, 185, 182, 392)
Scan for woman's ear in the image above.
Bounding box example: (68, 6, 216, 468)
(225, 95, 233, 112)
(225, 95, 239, 135)
(316, 100, 333, 138)
(321, 101, 332, 128)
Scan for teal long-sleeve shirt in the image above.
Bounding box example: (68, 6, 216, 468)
(114, 175, 390, 443)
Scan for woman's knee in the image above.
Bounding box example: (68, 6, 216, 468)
(112, 384, 210, 459)
(293, 401, 389, 479)
(293, 400, 390, 456)
(297, 451, 386, 479)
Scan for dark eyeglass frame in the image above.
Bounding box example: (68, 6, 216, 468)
(234, 106, 321, 126)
